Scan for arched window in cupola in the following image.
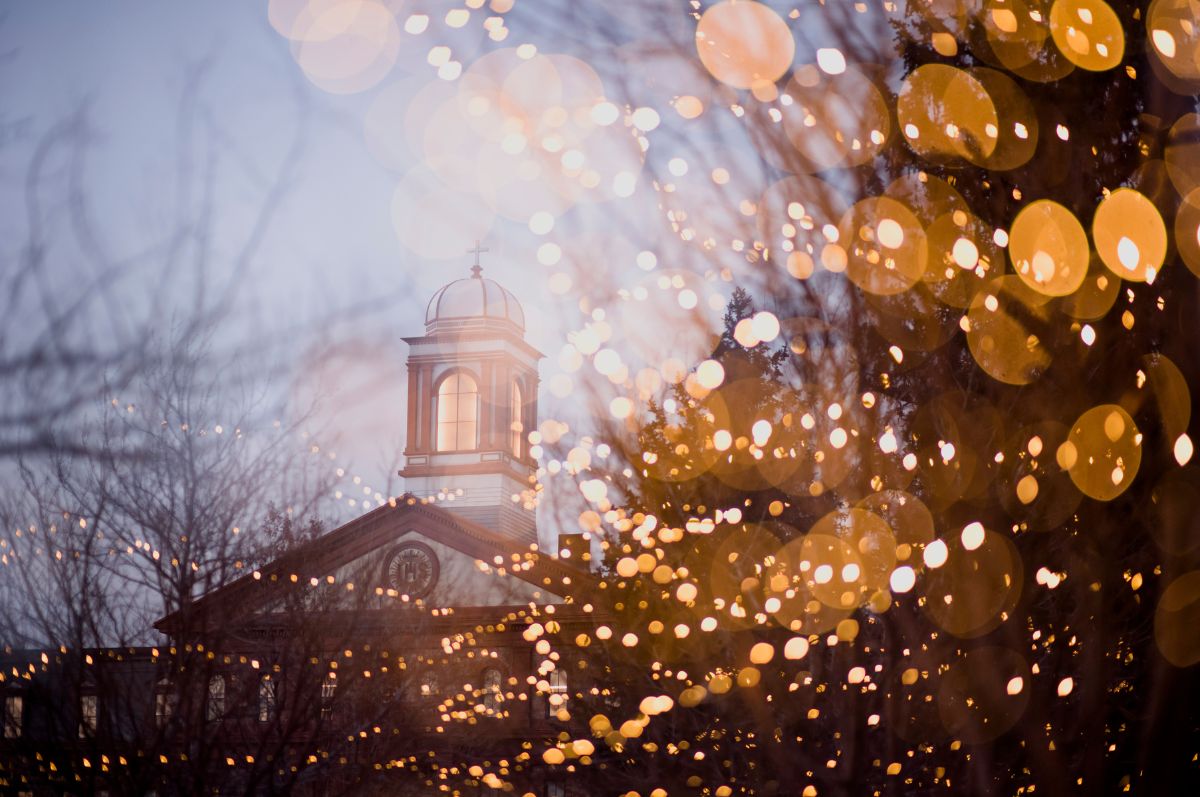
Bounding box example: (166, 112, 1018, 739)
(436, 371, 479, 451)
(510, 379, 523, 458)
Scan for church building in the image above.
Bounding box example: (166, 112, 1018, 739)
(0, 256, 597, 796)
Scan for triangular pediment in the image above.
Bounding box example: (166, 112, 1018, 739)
(155, 498, 589, 637)
(318, 528, 552, 610)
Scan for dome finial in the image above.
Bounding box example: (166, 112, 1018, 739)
(467, 240, 489, 278)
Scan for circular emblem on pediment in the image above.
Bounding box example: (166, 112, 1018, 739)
(384, 540, 439, 599)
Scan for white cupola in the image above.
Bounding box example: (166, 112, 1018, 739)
(400, 246, 542, 545)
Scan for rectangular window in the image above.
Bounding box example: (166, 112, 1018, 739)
(207, 675, 225, 722)
(79, 694, 98, 738)
(3, 695, 22, 739)
(320, 675, 336, 720)
(482, 668, 503, 715)
(546, 669, 568, 718)
(155, 691, 176, 728)
(258, 675, 276, 723)
(545, 783, 566, 797)
(419, 671, 439, 699)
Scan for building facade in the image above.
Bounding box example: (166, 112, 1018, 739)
(0, 264, 597, 796)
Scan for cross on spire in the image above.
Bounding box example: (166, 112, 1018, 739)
(467, 240, 489, 278)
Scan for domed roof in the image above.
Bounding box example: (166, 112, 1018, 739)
(424, 266, 525, 334)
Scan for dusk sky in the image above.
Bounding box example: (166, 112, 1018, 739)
(2, 3, 1199, 793)
(1, 1, 661, 515)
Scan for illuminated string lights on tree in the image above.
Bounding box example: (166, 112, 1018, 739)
(3, 0, 1200, 794)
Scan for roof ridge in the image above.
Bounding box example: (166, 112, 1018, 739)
(154, 496, 594, 636)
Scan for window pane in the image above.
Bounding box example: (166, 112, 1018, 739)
(483, 669, 502, 714)
(440, 394, 459, 425)
(207, 676, 225, 721)
(320, 675, 336, 720)
(547, 669, 568, 717)
(511, 381, 523, 458)
(4, 696, 21, 739)
(437, 422, 456, 451)
(456, 393, 476, 421)
(156, 692, 176, 728)
(457, 421, 477, 450)
(80, 695, 97, 738)
(259, 676, 276, 723)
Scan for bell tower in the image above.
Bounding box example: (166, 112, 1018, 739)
(400, 244, 542, 546)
